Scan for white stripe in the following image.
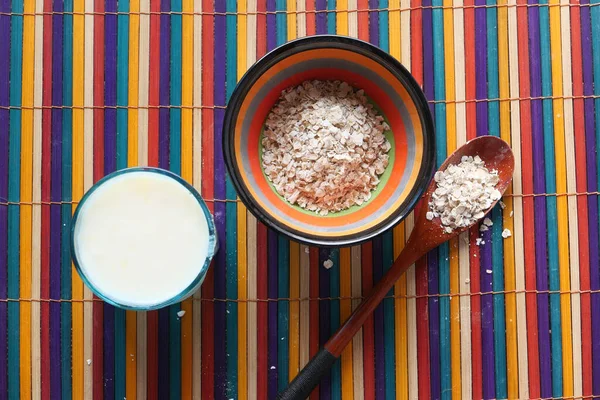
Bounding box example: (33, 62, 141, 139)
(31, 2, 44, 399)
(351, 245, 364, 400)
(348, 0, 357, 38)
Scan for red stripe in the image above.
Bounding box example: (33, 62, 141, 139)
(357, 0, 368, 41)
(308, 246, 320, 400)
(463, 2, 482, 397)
(409, 0, 422, 85)
(516, 1, 541, 396)
(306, 0, 316, 36)
(570, 0, 592, 395)
(147, 0, 160, 168)
(254, 12, 268, 399)
(145, 3, 161, 398)
(200, 1, 215, 398)
(257, 0, 267, 59)
(40, 1, 52, 398)
(92, 1, 105, 398)
(360, 242, 375, 400)
(257, 223, 269, 400)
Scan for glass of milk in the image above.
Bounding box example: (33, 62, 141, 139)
(71, 167, 217, 310)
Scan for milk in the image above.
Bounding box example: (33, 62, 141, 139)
(72, 169, 215, 309)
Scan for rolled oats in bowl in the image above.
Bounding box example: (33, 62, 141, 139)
(261, 80, 392, 216)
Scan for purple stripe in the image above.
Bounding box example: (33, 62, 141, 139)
(214, 1, 227, 397)
(0, 0, 9, 397)
(422, 2, 440, 398)
(50, 1, 63, 398)
(474, 1, 496, 397)
(372, 238, 386, 399)
(156, 1, 171, 398)
(580, 0, 600, 393)
(528, 1, 553, 396)
(316, 0, 327, 35)
(480, 233, 496, 398)
(265, 4, 278, 398)
(318, 248, 331, 400)
(103, 1, 118, 398)
(267, 231, 278, 400)
(368, 0, 379, 47)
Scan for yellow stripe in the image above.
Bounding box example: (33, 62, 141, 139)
(393, 224, 408, 399)
(180, 0, 194, 398)
(442, 2, 461, 397)
(20, 1, 35, 398)
(389, 0, 400, 61)
(287, 0, 297, 40)
(125, 2, 140, 399)
(559, 0, 582, 394)
(336, 0, 348, 35)
(548, 0, 573, 394)
(496, 0, 519, 396)
(236, 2, 249, 398)
(70, 0, 85, 398)
(339, 247, 354, 400)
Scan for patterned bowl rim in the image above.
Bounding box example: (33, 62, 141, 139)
(223, 34, 435, 247)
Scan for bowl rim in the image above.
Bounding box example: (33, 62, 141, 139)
(223, 34, 436, 247)
(70, 167, 218, 310)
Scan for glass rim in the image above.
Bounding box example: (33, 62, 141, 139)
(70, 167, 217, 311)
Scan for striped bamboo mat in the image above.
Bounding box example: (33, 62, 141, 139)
(1, 0, 600, 399)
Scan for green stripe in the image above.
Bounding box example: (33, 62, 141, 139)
(169, 2, 183, 399)
(225, 0, 239, 397)
(328, 249, 341, 400)
(114, 1, 129, 398)
(485, 0, 508, 396)
(61, 1, 74, 398)
(376, 11, 396, 398)
(273, 2, 290, 392)
(7, 2, 23, 398)
(431, 0, 451, 398)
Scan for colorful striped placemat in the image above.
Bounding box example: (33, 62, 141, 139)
(1, 0, 600, 399)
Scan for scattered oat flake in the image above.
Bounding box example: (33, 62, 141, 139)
(480, 224, 489, 232)
(486, 269, 493, 274)
(177, 310, 186, 318)
(502, 228, 512, 238)
(261, 80, 391, 215)
(87, 359, 92, 366)
(483, 217, 493, 226)
(475, 238, 483, 246)
(499, 200, 506, 209)
(465, 278, 470, 284)
(323, 259, 334, 269)
(428, 156, 501, 232)
(270, 366, 276, 370)
(510, 210, 514, 217)
(304, 247, 310, 254)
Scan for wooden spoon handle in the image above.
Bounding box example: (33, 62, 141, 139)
(276, 246, 421, 399)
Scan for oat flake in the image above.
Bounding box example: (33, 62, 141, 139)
(428, 155, 501, 233)
(261, 80, 391, 215)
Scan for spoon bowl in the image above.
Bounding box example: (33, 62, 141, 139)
(276, 135, 515, 400)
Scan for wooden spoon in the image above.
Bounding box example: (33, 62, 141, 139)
(276, 136, 515, 400)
